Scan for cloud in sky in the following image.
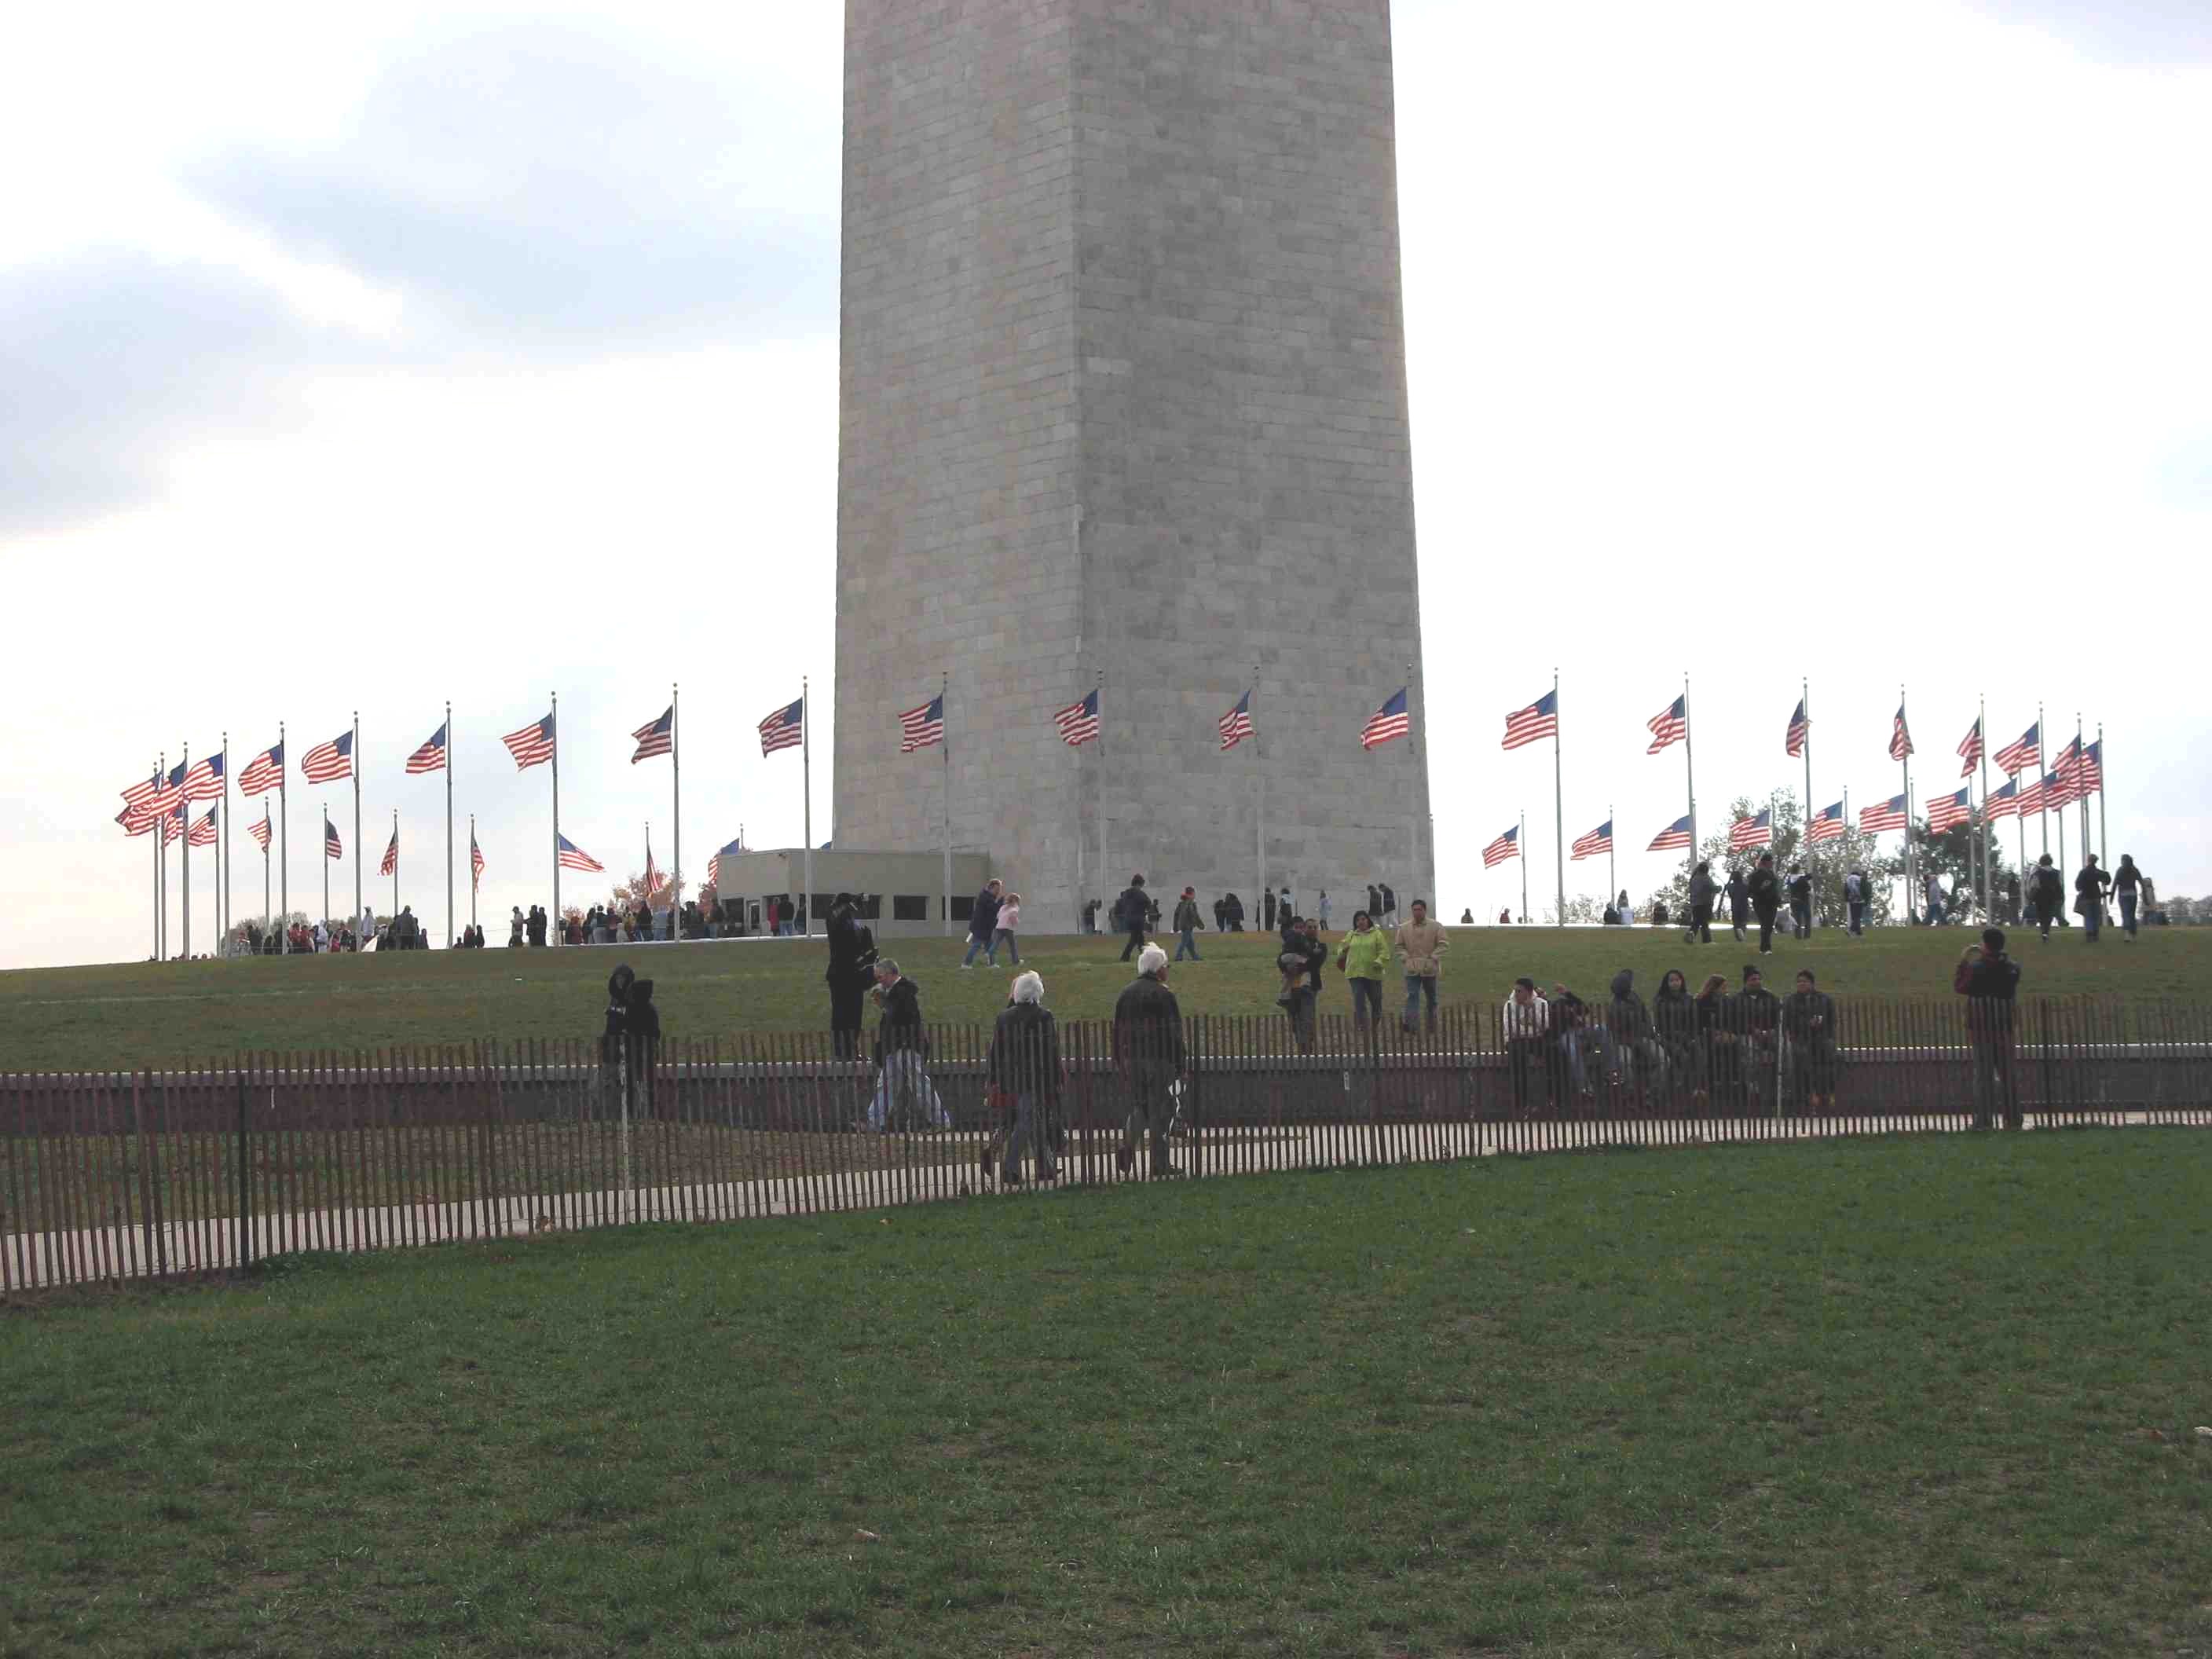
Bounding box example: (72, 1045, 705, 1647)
(2, 0, 2209, 969)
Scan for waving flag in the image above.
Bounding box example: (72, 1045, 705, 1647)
(1569, 820, 1612, 862)
(556, 834, 604, 873)
(1363, 687, 1411, 749)
(1957, 717, 1983, 777)
(1859, 793, 1908, 833)
(1785, 700, 1808, 758)
(1984, 776, 2022, 821)
(2077, 738, 2103, 794)
(1218, 691, 1252, 752)
(1646, 695, 1687, 753)
(503, 713, 555, 770)
(189, 808, 218, 848)
(1481, 825, 1519, 868)
(1054, 689, 1100, 747)
(758, 698, 805, 756)
(705, 837, 742, 892)
(900, 695, 945, 753)
(247, 811, 273, 851)
(471, 832, 485, 891)
(2016, 774, 2048, 816)
(116, 806, 153, 837)
(1927, 787, 1972, 833)
(407, 723, 449, 775)
(324, 818, 343, 861)
(239, 742, 284, 796)
(1993, 722, 2039, 776)
(1728, 809, 1772, 851)
(1500, 690, 1557, 751)
(1646, 815, 1693, 851)
(631, 706, 673, 764)
(161, 805, 184, 844)
(1889, 705, 1914, 761)
(379, 828, 398, 877)
(1807, 801, 1846, 843)
(183, 753, 224, 800)
(302, 730, 354, 784)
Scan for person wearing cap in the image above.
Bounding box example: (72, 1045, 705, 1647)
(1112, 944, 1185, 1176)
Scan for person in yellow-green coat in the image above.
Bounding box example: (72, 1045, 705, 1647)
(1335, 910, 1393, 1033)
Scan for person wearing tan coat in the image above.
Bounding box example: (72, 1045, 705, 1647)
(1395, 899, 1448, 1034)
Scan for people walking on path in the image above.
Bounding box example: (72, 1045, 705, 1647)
(1379, 882, 1397, 927)
(1686, 862, 1717, 944)
(985, 971, 1061, 1185)
(1725, 866, 1751, 942)
(1335, 910, 1392, 1034)
(1115, 873, 1152, 962)
(1955, 927, 2022, 1128)
(1262, 888, 1278, 932)
(868, 959, 950, 1131)
(1395, 899, 1447, 1035)
(1747, 854, 1781, 954)
(2029, 854, 2064, 941)
(1172, 887, 1203, 961)
(2111, 855, 2147, 940)
(2075, 855, 2109, 942)
(1786, 868, 1812, 940)
(1112, 944, 1184, 1177)
(961, 878, 1004, 969)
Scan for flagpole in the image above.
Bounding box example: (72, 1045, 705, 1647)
(1682, 672, 1697, 866)
(1978, 694, 1990, 919)
(551, 690, 562, 943)
(445, 700, 454, 947)
(2097, 721, 2107, 870)
(469, 813, 478, 934)
(1607, 802, 1615, 911)
(1251, 667, 1263, 934)
(671, 683, 681, 936)
(2036, 701, 2047, 860)
(1899, 687, 1913, 923)
(801, 675, 813, 938)
(351, 712, 362, 935)
(1800, 679, 1813, 898)
(1094, 671, 1106, 917)
(278, 723, 288, 944)
(1551, 667, 1564, 927)
(322, 802, 330, 935)
(155, 751, 165, 960)
(940, 672, 951, 938)
(262, 806, 270, 950)
(2076, 709, 2089, 864)
(392, 808, 400, 925)
(1519, 809, 1528, 924)
(222, 732, 231, 950)
(181, 741, 191, 960)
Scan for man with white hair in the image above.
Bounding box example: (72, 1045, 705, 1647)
(985, 970, 1062, 1185)
(868, 958, 950, 1132)
(1111, 943, 1186, 1177)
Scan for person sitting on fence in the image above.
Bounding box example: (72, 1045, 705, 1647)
(1606, 969, 1657, 1093)
(1954, 927, 2022, 1130)
(1653, 969, 1696, 1099)
(600, 963, 661, 1106)
(1695, 972, 1733, 1108)
(1549, 983, 1610, 1097)
(1732, 964, 1782, 1113)
(1502, 978, 1551, 1115)
(1782, 968, 1837, 1112)
(985, 971, 1062, 1186)
(1276, 947, 1317, 1054)
(1112, 943, 1185, 1177)
(868, 959, 950, 1133)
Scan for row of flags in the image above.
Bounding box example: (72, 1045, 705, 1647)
(889, 683, 1415, 755)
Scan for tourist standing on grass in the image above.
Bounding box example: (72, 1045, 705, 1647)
(961, 878, 1004, 969)
(1276, 947, 1317, 1053)
(993, 892, 1023, 966)
(1395, 899, 1447, 1035)
(826, 893, 877, 1060)
(1844, 869, 1866, 936)
(2029, 854, 2064, 941)
(1317, 889, 1331, 931)
(1725, 866, 1751, 942)
(1115, 873, 1151, 962)
(1786, 868, 1812, 940)
(2111, 855, 2146, 940)
(1112, 943, 1184, 1177)
(1172, 886, 1203, 961)
(1686, 862, 1717, 944)
(1379, 882, 1397, 927)
(1747, 854, 1781, 955)
(1298, 914, 1328, 1001)
(869, 959, 950, 1131)
(1335, 910, 1392, 1034)
(1212, 895, 1227, 932)
(986, 971, 1061, 1185)
(2074, 855, 2108, 943)
(1262, 888, 1277, 932)
(1502, 978, 1551, 1115)
(1782, 969, 1837, 1112)
(1955, 927, 2022, 1128)
(1924, 871, 1947, 928)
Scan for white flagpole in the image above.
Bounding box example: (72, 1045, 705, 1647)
(1899, 686, 1913, 922)
(1551, 667, 1564, 926)
(1682, 673, 1697, 866)
(156, 751, 166, 959)
(445, 700, 454, 947)
(551, 691, 562, 942)
(1518, 809, 1528, 924)
(1978, 694, 1990, 919)
(1608, 802, 1615, 914)
(671, 683, 681, 936)
(2037, 701, 2047, 860)
(351, 712, 362, 933)
(278, 723, 288, 943)
(801, 676, 813, 937)
(322, 801, 330, 934)
(262, 805, 270, 949)
(181, 740, 191, 960)
(391, 807, 400, 925)
(940, 672, 951, 938)
(2097, 720, 2107, 869)
(1094, 672, 1106, 914)
(470, 813, 478, 934)
(222, 732, 231, 949)
(1251, 665, 1263, 937)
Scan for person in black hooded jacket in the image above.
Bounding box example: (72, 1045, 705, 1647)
(1746, 854, 1781, 954)
(825, 893, 877, 1060)
(1116, 874, 1152, 961)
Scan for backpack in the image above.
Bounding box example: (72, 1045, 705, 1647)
(2034, 867, 2064, 903)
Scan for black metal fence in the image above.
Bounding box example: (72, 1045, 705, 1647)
(5, 995, 2207, 1293)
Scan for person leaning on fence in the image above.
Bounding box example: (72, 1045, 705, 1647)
(985, 971, 1063, 1185)
(1782, 968, 1837, 1111)
(1653, 969, 1697, 1100)
(1502, 978, 1551, 1115)
(1336, 910, 1393, 1034)
(1606, 969, 1656, 1093)
(1955, 927, 2022, 1129)
(1112, 944, 1185, 1177)
(868, 959, 950, 1133)
(1396, 899, 1446, 1035)
(1733, 964, 1782, 1111)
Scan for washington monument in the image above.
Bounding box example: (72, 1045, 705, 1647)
(833, 0, 1430, 927)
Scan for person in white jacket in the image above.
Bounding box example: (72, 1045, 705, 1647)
(1502, 977, 1551, 1114)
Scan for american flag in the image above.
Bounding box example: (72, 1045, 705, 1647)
(121, 765, 172, 818)
(705, 836, 742, 891)
(760, 697, 805, 756)
(1499, 690, 1556, 751)
(557, 833, 604, 873)
(1859, 793, 1908, 833)
(1785, 699, 1808, 758)
(189, 808, 218, 848)
(1218, 690, 1253, 752)
(2015, 774, 2048, 816)
(1569, 820, 1612, 861)
(302, 730, 354, 784)
(1957, 716, 1983, 777)
(324, 817, 343, 860)
(1054, 689, 1101, 747)
(1927, 787, 1972, 833)
(2044, 753, 2081, 808)
(379, 828, 398, 877)
(471, 832, 485, 891)
(1984, 777, 2021, 820)
(1481, 824, 1519, 868)
(1646, 815, 1693, 851)
(239, 742, 284, 796)
(1728, 808, 1772, 851)
(247, 811, 272, 851)
(183, 753, 224, 800)
(1363, 687, 1412, 750)
(1992, 722, 2039, 777)
(1807, 801, 1846, 843)
(1646, 695, 1687, 754)
(631, 706, 673, 764)
(900, 695, 945, 753)
(1889, 704, 1914, 761)
(503, 713, 555, 770)
(115, 806, 153, 837)
(644, 840, 663, 896)
(2077, 738, 2103, 794)
(161, 805, 184, 844)
(407, 723, 449, 775)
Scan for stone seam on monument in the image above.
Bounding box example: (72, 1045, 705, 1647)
(833, 0, 1429, 929)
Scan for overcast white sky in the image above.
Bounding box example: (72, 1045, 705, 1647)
(4, 0, 2208, 967)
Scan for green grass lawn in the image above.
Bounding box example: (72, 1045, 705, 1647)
(3, 925, 2205, 1072)
(3, 1131, 2206, 1656)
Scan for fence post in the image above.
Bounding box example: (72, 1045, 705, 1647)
(234, 1070, 251, 1271)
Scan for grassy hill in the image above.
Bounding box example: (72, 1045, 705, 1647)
(3, 922, 2203, 1071)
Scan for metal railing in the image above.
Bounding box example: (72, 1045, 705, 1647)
(4, 994, 2207, 1293)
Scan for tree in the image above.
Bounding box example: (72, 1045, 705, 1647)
(1906, 819, 2012, 924)
(1546, 893, 1603, 924)
(1648, 791, 1899, 927)
(603, 869, 678, 913)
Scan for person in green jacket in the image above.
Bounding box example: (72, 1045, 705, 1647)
(1335, 910, 1393, 1032)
